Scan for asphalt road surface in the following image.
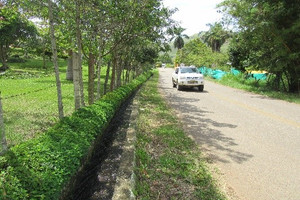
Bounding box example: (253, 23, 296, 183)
(158, 68, 300, 200)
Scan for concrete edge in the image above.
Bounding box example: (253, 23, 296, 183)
(112, 95, 139, 200)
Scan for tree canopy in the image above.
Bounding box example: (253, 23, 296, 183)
(175, 38, 211, 67)
(0, 5, 37, 70)
(201, 22, 230, 53)
(169, 26, 189, 50)
(219, 0, 300, 92)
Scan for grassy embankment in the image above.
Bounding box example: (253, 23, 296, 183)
(211, 73, 300, 104)
(0, 58, 109, 149)
(134, 70, 226, 199)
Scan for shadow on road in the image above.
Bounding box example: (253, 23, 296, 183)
(160, 89, 253, 165)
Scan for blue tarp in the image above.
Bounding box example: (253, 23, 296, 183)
(198, 67, 229, 80)
(198, 66, 268, 81)
(230, 68, 241, 75)
(212, 70, 227, 80)
(247, 73, 268, 80)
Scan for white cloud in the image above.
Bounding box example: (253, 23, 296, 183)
(162, 0, 223, 36)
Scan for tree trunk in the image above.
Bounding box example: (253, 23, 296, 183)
(110, 53, 116, 92)
(125, 65, 130, 84)
(48, 0, 64, 119)
(73, 52, 81, 110)
(75, 0, 85, 107)
(116, 58, 123, 88)
(96, 45, 103, 100)
(288, 71, 299, 93)
(88, 53, 95, 105)
(43, 53, 46, 69)
(66, 50, 73, 81)
(0, 93, 7, 155)
(0, 44, 9, 71)
(104, 61, 110, 95)
(122, 66, 125, 85)
(287, 63, 300, 93)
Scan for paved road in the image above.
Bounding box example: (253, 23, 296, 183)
(158, 68, 300, 200)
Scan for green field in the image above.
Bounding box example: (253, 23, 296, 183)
(0, 59, 108, 148)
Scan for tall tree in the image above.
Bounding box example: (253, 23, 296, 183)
(0, 5, 37, 70)
(176, 38, 211, 67)
(74, 0, 85, 107)
(170, 26, 189, 50)
(72, 52, 81, 110)
(219, 0, 300, 92)
(48, 0, 64, 119)
(201, 22, 230, 52)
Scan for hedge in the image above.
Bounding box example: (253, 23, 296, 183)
(0, 71, 152, 200)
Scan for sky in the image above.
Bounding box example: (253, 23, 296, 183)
(162, 0, 224, 36)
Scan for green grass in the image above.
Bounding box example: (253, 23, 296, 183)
(211, 73, 300, 104)
(134, 70, 226, 200)
(0, 58, 111, 148)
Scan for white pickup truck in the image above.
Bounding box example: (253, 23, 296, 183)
(172, 66, 204, 91)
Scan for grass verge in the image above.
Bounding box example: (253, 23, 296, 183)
(134, 70, 226, 200)
(211, 74, 300, 104)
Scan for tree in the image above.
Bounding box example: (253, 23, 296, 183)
(219, 0, 300, 92)
(7, 0, 175, 105)
(170, 26, 189, 50)
(176, 38, 211, 67)
(158, 52, 172, 64)
(0, 5, 37, 70)
(201, 22, 230, 52)
(72, 52, 81, 110)
(48, 0, 64, 119)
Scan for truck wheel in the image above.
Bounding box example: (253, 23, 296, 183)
(177, 84, 182, 91)
(172, 79, 176, 88)
(198, 85, 204, 92)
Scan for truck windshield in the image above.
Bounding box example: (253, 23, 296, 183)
(181, 68, 197, 73)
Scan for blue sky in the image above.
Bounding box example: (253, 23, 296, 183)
(162, 0, 224, 36)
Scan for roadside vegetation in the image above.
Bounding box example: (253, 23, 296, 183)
(214, 74, 300, 104)
(0, 0, 177, 155)
(0, 71, 152, 199)
(134, 70, 226, 200)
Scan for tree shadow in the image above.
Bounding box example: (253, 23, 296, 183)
(163, 93, 253, 164)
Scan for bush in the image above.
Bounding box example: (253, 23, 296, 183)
(0, 71, 152, 199)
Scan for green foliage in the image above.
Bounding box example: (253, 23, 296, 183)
(175, 38, 210, 66)
(169, 26, 189, 50)
(175, 38, 229, 69)
(201, 22, 231, 52)
(157, 52, 172, 64)
(0, 71, 152, 199)
(0, 6, 37, 68)
(219, 0, 300, 92)
(214, 73, 300, 104)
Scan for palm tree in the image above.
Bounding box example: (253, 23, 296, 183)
(171, 27, 189, 50)
(201, 22, 230, 52)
